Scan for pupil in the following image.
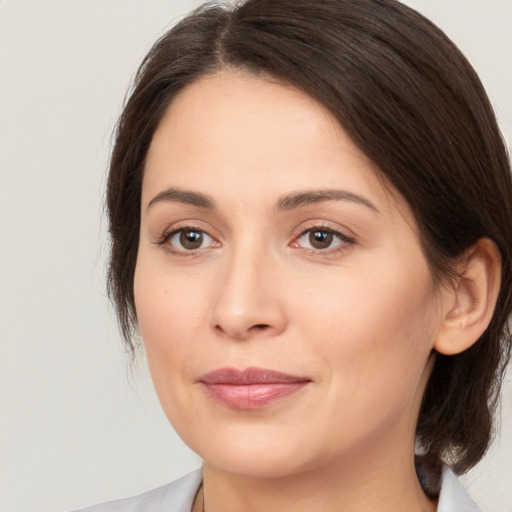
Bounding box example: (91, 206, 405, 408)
(180, 230, 203, 249)
(310, 230, 332, 249)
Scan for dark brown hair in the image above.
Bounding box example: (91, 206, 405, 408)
(106, 0, 512, 474)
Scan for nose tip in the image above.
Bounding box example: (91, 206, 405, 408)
(211, 256, 287, 341)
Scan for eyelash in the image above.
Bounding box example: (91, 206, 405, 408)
(154, 224, 218, 256)
(290, 224, 355, 256)
(154, 223, 355, 257)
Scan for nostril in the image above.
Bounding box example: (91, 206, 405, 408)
(252, 324, 270, 331)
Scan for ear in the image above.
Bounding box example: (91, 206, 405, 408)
(434, 238, 502, 356)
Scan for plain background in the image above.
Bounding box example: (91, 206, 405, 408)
(1, 1, 511, 511)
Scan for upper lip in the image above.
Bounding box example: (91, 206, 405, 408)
(199, 367, 311, 385)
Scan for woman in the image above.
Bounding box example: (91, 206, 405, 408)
(78, 0, 512, 510)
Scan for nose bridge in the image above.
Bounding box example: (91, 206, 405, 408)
(211, 233, 286, 340)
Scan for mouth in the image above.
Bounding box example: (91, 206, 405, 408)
(198, 367, 312, 409)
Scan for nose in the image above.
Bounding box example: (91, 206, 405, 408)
(211, 244, 288, 341)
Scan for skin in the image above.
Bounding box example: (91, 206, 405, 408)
(134, 70, 455, 512)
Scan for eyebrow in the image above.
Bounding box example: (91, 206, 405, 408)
(276, 189, 379, 213)
(147, 187, 378, 213)
(147, 188, 215, 210)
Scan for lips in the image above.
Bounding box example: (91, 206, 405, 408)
(198, 367, 311, 409)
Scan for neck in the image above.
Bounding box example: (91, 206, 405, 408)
(199, 443, 437, 512)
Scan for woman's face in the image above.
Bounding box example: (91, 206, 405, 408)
(134, 71, 446, 478)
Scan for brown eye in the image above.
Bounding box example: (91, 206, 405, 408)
(292, 227, 352, 255)
(309, 230, 334, 249)
(179, 229, 204, 250)
(160, 227, 217, 253)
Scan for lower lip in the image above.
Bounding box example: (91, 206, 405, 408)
(201, 382, 309, 409)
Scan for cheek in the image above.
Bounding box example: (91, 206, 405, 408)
(133, 256, 216, 435)
(133, 256, 210, 377)
(291, 257, 440, 403)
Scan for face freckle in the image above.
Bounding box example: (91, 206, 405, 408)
(134, 70, 445, 479)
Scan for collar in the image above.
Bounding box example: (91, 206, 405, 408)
(76, 465, 482, 511)
(437, 466, 482, 512)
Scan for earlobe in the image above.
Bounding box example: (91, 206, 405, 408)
(434, 238, 502, 356)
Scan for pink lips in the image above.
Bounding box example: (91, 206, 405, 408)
(199, 367, 311, 409)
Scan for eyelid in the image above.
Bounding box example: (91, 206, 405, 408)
(289, 221, 356, 255)
(291, 220, 356, 241)
(153, 221, 221, 255)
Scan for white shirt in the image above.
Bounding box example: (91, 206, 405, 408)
(74, 466, 481, 512)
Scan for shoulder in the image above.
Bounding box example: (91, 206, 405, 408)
(71, 469, 202, 512)
(437, 466, 482, 512)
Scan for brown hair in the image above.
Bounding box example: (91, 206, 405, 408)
(106, 0, 512, 474)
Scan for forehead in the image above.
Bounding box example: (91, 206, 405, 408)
(143, 70, 408, 223)
(147, 70, 347, 171)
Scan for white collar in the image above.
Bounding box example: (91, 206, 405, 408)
(437, 466, 481, 512)
(76, 465, 482, 511)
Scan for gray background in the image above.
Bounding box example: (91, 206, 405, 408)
(1, 1, 511, 511)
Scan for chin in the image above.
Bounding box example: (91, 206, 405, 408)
(204, 448, 310, 479)
(182, 423, 320, 479)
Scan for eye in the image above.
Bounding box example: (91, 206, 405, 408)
(158, 227, 219, 253)
(292, 227, 353, 254)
